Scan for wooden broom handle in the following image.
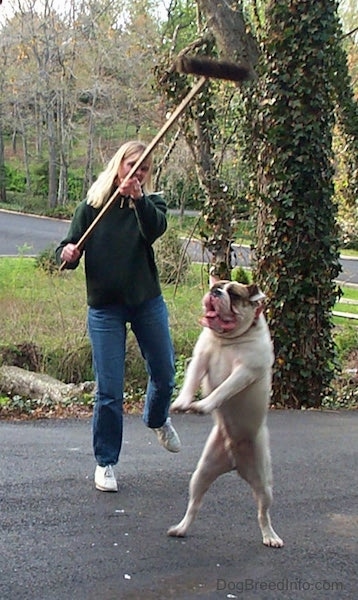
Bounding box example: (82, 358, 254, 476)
(59, 76, 207, 271)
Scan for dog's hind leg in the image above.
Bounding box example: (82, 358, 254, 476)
(235, 425, 284, 548)
(168, 424, 232, 537)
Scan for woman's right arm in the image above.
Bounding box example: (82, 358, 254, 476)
(55, 201, 89, 269)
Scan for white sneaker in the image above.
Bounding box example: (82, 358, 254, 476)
(95, 465, 118, 492)
(154, 417, 181, 453)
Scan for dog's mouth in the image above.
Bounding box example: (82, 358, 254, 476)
(200, 294, 237, 333)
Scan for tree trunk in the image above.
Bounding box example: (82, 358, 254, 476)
(197, 0, 259, 71)
(17, 106, 32, 190)
(47, 104, 58, 208)
(57, 89, 69, 206)
(185, 120, 236, 280)
(0, 120, 6, 204)
(82, 88, 98, 200)
(0, 365, 94, 405)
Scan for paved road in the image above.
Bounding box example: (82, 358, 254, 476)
(0, 411, 357, 600)
(0, 209, 357, 285)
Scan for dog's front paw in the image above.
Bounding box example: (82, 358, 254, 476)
(191, 399, 211, 414)
(170, 395, 194, 413)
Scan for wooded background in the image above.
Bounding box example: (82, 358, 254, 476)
(0, 0, 357, 409)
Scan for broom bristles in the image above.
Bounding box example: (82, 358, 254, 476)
(176, 55, 251, 82)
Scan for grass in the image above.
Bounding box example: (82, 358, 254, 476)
(340, 248, 358, 258)
(333, 286, 358, 325)
(0, 257, 88, 348)
(0, 256, 206, 387)
(0, 256, 357, 416)
(0, 256, 356, 364)
(337, 287, 358, 301)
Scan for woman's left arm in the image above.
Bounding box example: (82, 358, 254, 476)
(133, 193, 168, 244)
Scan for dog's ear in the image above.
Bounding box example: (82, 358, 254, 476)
(247, 284, 266, 303)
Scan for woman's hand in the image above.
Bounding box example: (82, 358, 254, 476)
(61, 243, 81, 263)
(118, 177, 143, 201)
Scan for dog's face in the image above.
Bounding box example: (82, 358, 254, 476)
(200, 280, 266, 336)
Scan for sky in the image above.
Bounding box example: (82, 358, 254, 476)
(0, 0, 170, 27)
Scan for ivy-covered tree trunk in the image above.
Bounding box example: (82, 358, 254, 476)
(248, 0, 342, 408)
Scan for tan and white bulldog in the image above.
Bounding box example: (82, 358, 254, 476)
(169, 280, 283, 547)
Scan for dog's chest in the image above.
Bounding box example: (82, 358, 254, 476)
(203, 346, 238, 390)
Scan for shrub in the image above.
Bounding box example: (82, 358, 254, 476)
(155, 228, 191, 285)
(5, 165, 26, 192)
(334, 324, 358, 364)
(35, 245, 58, 274)
(45, 343, 93, 384)
(337, 213, 358, 250)
(231, 266, 252, 284)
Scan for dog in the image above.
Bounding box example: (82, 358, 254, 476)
(168, 280, 283, 547)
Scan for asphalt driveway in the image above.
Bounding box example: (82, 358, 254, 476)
(0, 410, 357, 600)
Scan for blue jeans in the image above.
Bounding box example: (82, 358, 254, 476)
(87, 295, 175, 467)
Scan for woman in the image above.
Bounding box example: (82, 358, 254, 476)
(56, 140, 181, 493)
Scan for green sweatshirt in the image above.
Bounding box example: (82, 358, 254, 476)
(56, 193, 167, 307)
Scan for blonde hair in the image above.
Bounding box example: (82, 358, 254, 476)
(87, 140, 154, 208)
